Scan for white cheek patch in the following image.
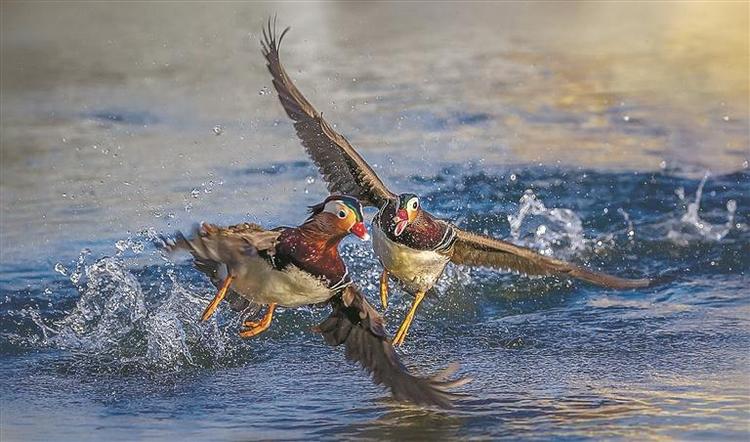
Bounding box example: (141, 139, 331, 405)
(323, 201, 344, 215)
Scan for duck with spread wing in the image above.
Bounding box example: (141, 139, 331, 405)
(261, 21, 656, 346)
(166, 195, 467, 407)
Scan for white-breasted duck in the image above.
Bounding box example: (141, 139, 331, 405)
(261, 21, 657, 346)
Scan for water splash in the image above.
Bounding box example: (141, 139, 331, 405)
(617, 208, 636, 241)
(51, 256, 149, 351)
(667, 172, 737, 245)
(507, 190, 589, 259)
(32, 231, 250, 374)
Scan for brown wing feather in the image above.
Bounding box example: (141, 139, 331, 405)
(261, 19, 394, 207)
(164, 223, 282, 311)
(316, 285, 470, 408)
(166, 222, 281, 275)
(450, 227, 653, 289)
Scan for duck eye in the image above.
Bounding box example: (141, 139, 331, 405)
(337, 210, 347, 219)
(411, 200, 419, 210)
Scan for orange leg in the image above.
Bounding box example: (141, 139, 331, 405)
(392, 291, 425, 346)
(239, 303, 277, 338)
(201, 275, 234, 322)
(379, 269, 389, 309)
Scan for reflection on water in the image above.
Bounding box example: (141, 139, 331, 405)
(1, 2, 749, 441)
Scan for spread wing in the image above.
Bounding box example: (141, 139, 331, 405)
(261, 18, 394, 207)
(315, 285, 470, 408)
(450, 228, 654, 289)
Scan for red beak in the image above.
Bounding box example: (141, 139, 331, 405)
(350, 221, 370, 241)
(396, 209, 408, 222)
(393, 209, 410, 237)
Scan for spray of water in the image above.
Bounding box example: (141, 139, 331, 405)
(506, 190, 590, 260)
(35, 230, 250, 374)
(667, 172, 737, 245)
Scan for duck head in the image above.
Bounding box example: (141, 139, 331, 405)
(391, 193, 421, 237)
(307, 195, 369, 241)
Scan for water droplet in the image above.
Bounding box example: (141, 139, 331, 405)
(190, 188, 200, 198)
(258, 86, 270, 95)
(305, 176, 315, 185)
(510, 174, 517, 182)
(675, 187, 685, 200)
(622, 115, 630, 122)
(213, 125, 223, 136)
(54, 263, 68, 276)
(722, 115, 730, 121)
(43, 288, 53, 295)
(659, 160, 667, 169)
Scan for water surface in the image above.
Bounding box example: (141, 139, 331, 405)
(1, 2, 748, 441)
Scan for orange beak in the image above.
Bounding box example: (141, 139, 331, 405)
(350, 221, 370, 241)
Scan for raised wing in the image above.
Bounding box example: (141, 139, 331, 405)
(451, 228, 654, 289)
(315, 285, 469, 408)
(261, 18, 394, 207)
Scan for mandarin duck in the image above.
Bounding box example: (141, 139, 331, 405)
(166, 195, 467, 407)
(261, 21, 656, 346)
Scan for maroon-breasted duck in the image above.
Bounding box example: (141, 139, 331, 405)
(166, 195, 467, 407)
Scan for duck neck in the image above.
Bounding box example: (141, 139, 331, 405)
(297, 218, 347, 252)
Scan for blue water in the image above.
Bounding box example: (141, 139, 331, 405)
(2, 3, 749, 440)
(2, 163, 748, 440)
